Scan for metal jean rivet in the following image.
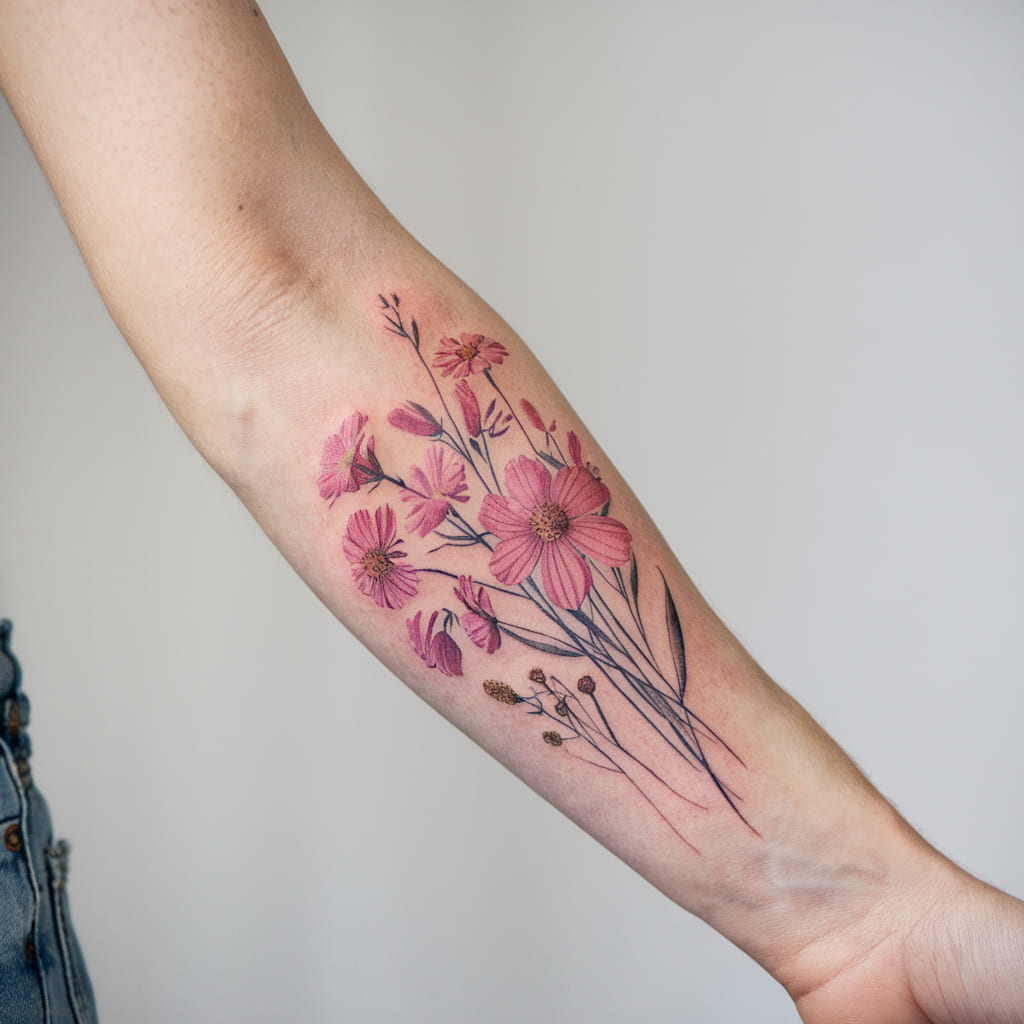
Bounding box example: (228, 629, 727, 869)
(7, 702, 20, 739)
(4, 823, 22, 853)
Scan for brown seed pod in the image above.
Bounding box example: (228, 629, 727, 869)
(577, 675, 596, 695)
(554, 697, 569, 717)
(542, 731, 563, 747)
(528, 667, 547, 686)
(482, 679, 523, 705)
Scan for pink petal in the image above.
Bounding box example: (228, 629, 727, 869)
(407, 612, 427, 659)
(475, 585, 495, 618)
(479, 494, 531, 538)
(405, 497, 450, 537)
(550, 466, 609, 518)
(405, 466, 432, 497)
(455, 381, 482, 436)
(343, 410, 368, 437)
(431, 632, 463, 676)
(480, 338, 508, 364)
(354, 436, 381, 484)
(567, 431, 583, 466)
(453, 575, 475, 610)
(375, 505, 398, 549)
(504, 456, 551, 509)
(565, 515, 632, 568)
(489, 532, 543, 586)
(540, 538, 593, 610)
(520, 398, 546, 432)
(343, 508, 377, 552)
(462, 611, 500, 654)
(388, 405, 440, 436)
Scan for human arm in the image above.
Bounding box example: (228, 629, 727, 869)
(1, 2, 1022, 1020)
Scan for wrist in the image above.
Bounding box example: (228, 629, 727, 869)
(758, 793, 950, 1006)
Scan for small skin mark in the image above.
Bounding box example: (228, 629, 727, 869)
(251, 5, 260, 16)
(238, 203, 244, 211)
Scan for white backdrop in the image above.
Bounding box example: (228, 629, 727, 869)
(1, 3, 1022, 1021)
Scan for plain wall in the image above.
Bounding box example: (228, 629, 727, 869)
(1, 3, 1022, 1021)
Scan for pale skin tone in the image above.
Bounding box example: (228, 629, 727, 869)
(1, 3, 1022, 1021)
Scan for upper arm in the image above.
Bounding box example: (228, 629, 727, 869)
(0, 0, 396, 474)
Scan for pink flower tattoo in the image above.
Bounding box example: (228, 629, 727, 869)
(407, 610, 464, 677)
(454, 380, 482, 437)
(520, 398, 554, 434)
(479, 456, 632, 610)
(318, 412, 380, 506)
(453, 575, 501, 654)
(387, 402, 442, 437)
(343, 505, 419, 609)
(433, 333, 509, 378)
(401, 444, 470, 537)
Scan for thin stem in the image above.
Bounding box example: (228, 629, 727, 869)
(480, 431, 503, 494)
(484, 368, 539, 456)
(439, 431, 491, 493)
(418, 567, 526, 600)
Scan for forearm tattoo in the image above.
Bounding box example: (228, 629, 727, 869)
(317, 294, 752, 848)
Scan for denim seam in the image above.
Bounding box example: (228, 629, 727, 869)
(1, 739, 51, 1024)
(46, 844, 93, 1024)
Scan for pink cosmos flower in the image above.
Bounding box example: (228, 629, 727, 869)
(343, 505, 419, 609)
(433, 333, 509, 378)
(453, 575, 501, 654)
(318, 412, 380, 506)
(407, 610, 463, 677)
(388, 402, 442, 437)
(454, 380, 482, 437)
(479, 456, 632, 610)
(401, 445, 470, 537)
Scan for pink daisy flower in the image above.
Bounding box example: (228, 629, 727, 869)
(479, 456, 632, 610)
(433, 333, 509, 378)
(407, 610, 463, 677)
(318, 412, 380, 506)
(401, 445, 470, 537)
(342, 505, 419, 610)
(453, 575, 501, 654)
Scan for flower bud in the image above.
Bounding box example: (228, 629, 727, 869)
(388, 402, 442, 437)
(454, 381, 482, 437)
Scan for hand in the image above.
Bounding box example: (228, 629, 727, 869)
(791, 863, 1024, 1023)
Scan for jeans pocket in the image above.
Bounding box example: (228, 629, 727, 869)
(44, 840, 97, 1024)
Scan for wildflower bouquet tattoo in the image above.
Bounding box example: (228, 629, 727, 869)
(317, 294, 749, 845)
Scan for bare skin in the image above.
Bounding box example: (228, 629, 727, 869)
(1, 3, 1021, 1020)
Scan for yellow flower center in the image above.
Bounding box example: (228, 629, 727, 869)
(457, 343, 478, 361)
(529, 502, 570, 543)
(361, 547, 394, 580)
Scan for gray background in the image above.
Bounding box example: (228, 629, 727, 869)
(2, 2, 1022, 1021)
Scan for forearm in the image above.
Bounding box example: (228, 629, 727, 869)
(3, 3, 1019, 1017)
(210, 259, 947, 991)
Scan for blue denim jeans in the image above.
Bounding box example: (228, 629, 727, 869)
(0, 620, 97, 1023)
